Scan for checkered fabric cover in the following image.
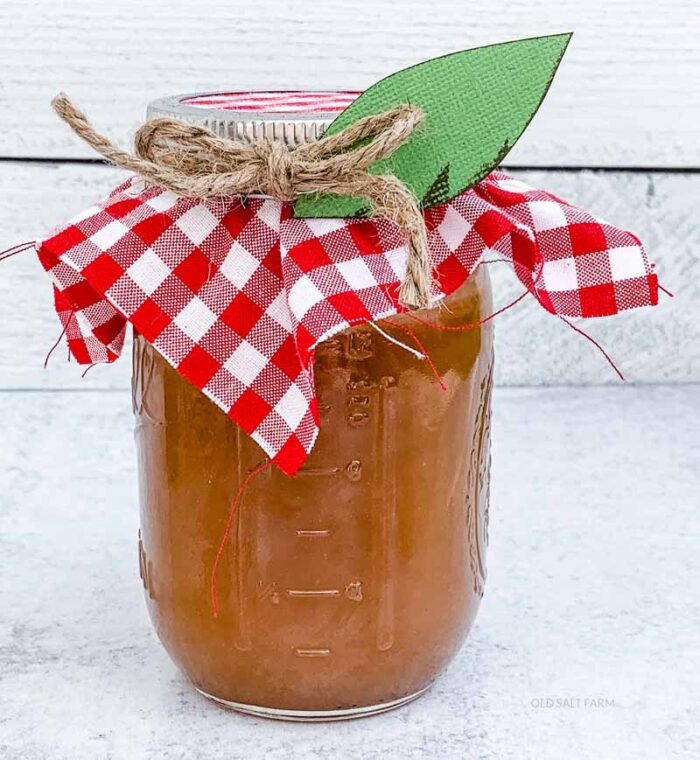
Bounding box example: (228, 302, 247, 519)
(37, 171, 657, 475)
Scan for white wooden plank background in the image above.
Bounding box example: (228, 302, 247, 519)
(0, 163, 696, 389)
(1, 0, 699, 167)
(0, 1, 697, 388)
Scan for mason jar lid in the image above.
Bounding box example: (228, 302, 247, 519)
(146, 90, 362, 146)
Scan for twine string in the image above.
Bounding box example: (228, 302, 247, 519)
(51, 93, 433, 309)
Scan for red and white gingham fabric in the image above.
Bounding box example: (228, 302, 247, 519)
(37, 170, 657, 475)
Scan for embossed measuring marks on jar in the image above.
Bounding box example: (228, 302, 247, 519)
(137, 530, 156, 601)
(238, 325, 400, 659)
(287, 516, 366, 660)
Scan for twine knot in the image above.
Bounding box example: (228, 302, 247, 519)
(51, 93, 434, 308)
(258, 140, 297, 201)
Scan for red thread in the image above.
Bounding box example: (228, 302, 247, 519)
(210, 459, 272, 618)
(405, 287, 624, 381)
(559, 317, 625, 381)
(0, 241, 35, 262)
(44, 313, 73, 369)
(380, 289, 529, 391)
(382, 318, 448, 391)
(407, 290, 529, 332)
(658, 283, 675, 298)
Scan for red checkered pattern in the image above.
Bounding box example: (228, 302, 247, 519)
(37, 170, 657, 474)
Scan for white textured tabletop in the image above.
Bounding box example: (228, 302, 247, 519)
(0, 385, 697, 760)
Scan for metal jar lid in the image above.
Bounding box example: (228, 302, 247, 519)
(146, 90, 362, 146)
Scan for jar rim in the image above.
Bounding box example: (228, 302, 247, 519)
(147, 90, 362, 145)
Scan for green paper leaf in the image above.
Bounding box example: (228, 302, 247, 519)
(294, 33, 571, 219)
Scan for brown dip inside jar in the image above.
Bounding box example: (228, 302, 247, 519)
(134, 262, 493, 719)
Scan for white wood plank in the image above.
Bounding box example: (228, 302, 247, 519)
(0, 162, 696, 389)
(1, 0, 699, 167)
(0, 163, 131, 390)
(493, 169, 699, 386)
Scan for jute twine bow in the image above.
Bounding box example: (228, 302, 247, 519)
(51, 93, 434, 309)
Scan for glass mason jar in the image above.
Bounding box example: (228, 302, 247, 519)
(132, 92, 494, 721)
